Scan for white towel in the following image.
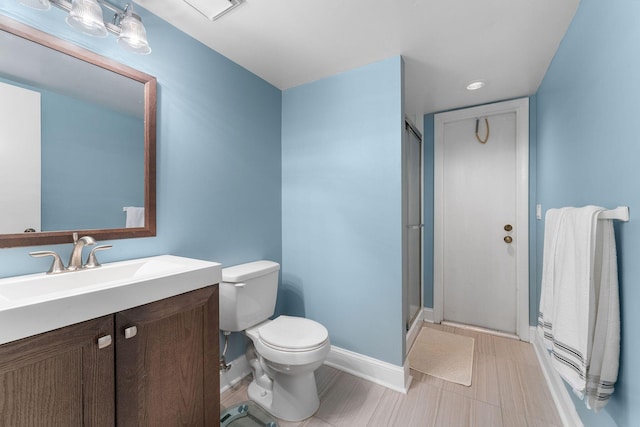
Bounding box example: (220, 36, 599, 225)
(538, 205, 620, 412)
(538, 207, 569, 348)
(549, 206, 602, 394)
(585, 217, 620, 411)
(124, 206, 145, 228)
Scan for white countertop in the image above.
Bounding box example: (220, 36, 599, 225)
(0, 255, 221, 345)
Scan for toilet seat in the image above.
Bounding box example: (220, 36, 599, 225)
(258, 315, 329, 352)
(245, 316, 331, 367)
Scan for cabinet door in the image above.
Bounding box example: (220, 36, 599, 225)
(115, 286, 219, 427)
(0, 315, 115, 426)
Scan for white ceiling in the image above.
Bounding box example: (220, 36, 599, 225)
(136, 0, 580, 120)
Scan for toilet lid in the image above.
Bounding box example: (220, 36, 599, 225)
(258, 315, 328, 351)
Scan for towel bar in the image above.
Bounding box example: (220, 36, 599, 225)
(597, 206, 629, 221)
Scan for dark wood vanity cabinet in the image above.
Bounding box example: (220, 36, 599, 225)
(0, 285, 219, 427)
(0, 314, 115, 426)
(116, 285, 219, 426)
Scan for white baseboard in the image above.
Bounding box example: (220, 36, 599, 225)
(423, 307, 434, 323)
(324, 345, 410, 394)
(220, 346, 411, 395)
(219, 354, 251, 393)
(530, 327, 583, 427)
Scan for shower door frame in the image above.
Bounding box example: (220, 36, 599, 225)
(403, 118, 423, 335)
(433, 98, 530, 341)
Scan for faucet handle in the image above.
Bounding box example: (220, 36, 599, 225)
(29, 251, 65, 274)
(85, 245, 112, 269)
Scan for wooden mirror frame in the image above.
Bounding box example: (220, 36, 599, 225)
(0, 16, 156, 248)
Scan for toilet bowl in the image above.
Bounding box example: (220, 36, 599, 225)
(245, 315, 330, 420)
(219, 261, 331, 421)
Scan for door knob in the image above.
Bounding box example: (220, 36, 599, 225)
(504, 224, 513, 232)
(504, 236, 513, 244)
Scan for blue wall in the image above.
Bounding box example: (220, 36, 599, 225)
(536, 0, 640, 425)
(0, 3, 282, 359)
(281, 57, 404, 366)
(0, 77, 144, 231)
(41, 92, 144, 230)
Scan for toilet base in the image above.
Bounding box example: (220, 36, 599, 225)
(248, 370, 320, 422)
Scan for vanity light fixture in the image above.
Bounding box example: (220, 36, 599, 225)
(17, 0, 151, 54)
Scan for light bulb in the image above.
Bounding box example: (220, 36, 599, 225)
(66, 0, 108, 38)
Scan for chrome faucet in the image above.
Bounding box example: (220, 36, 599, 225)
(67, 232, 96, 271)
(30, 232, 112, 274)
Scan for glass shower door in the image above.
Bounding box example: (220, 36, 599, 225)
(405, 121, 422, 330)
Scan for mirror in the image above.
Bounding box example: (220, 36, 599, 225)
(0, 16, 156, 248)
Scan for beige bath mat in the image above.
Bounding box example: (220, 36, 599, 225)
(408, 327, 474, 386)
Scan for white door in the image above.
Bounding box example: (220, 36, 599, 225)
(0, 81, 41, 234)
(434, 98, 529, 338)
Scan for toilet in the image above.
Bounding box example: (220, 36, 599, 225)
(219, 260, 330, 422)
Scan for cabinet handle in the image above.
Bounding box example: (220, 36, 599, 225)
(97, 335, 112, 349)
(124, 326, 138, 339)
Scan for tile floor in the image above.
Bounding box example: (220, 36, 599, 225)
(220, 323, 563, 427)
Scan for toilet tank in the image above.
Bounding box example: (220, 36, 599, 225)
(219, 260, 280, 332)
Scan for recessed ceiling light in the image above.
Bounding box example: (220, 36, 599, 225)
(466, 80, 486, 91)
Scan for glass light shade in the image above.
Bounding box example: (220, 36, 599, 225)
(18, 0, 51, 10)
(66, 0, 108, 37)
(118, 11, 151, 54)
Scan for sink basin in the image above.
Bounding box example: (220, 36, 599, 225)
(0, 256, 202, 301)
(0, 255, 221, 345)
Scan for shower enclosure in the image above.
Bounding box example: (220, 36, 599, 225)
(403, 119, 423, 332)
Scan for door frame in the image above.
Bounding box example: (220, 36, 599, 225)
(433, 98, 529, 340)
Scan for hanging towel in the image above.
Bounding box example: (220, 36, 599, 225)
(549, 206, 602, 395)
(538, 207, 569, 348)
(538, 205, 620, 412)
(124, 206, 145, 228)
(585, 217, 620, 411)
